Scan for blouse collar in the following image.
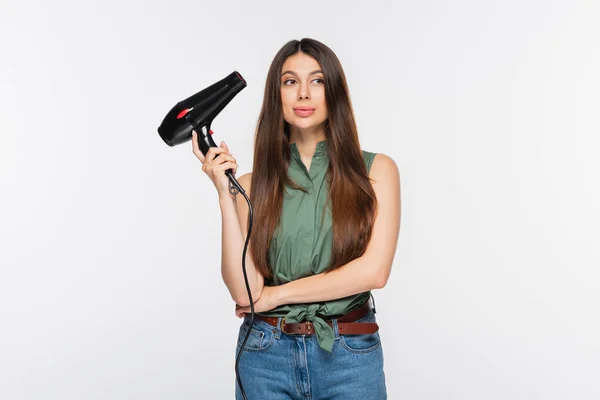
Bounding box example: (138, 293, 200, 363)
(289, 140, 328, 171)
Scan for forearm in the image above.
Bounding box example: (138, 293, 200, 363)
(274, 255, 382, 306)
(219, 193, 263, 306)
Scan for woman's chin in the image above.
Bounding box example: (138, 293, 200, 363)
(289, 118, 327, 131)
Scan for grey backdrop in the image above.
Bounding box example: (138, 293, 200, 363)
(1, 0, 599, 399)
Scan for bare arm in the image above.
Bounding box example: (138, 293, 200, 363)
(220, 172, 264, 306)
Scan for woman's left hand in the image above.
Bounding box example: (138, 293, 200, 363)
(235, 286, 281, 318)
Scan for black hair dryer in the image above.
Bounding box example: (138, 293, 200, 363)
(157, 71, 248, 192)
(157, 71, 256, 400)
(158, 70, 246, 149)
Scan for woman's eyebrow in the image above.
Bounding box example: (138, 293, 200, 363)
(281, 69, 323, 77)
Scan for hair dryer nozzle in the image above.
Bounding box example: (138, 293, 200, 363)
(158, 71, 247, 150)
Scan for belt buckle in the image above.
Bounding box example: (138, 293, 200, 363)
(280, 319, 314, 335)
(306, 320, 312, 334)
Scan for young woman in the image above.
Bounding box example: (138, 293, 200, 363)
(192, 38, 401, 399)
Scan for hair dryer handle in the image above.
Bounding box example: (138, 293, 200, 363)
(195, 125, 217, 155)
(195, 125, 233, 175)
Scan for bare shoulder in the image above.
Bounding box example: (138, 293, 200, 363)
(369, 153, 400, 184)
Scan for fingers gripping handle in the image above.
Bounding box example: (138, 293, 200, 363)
(196, 125, 244, 196)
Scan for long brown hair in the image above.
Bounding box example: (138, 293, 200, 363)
(248, 38, 377, 283)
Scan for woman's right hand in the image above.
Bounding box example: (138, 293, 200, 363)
(192, 129, 239, 197)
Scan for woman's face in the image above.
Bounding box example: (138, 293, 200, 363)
(280, 52, 328, 132)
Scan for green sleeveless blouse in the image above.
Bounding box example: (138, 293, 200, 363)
(258, 139, 377, 353)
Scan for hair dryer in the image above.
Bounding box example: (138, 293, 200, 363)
(158, 71, 246, 147)
(157, 71, 256, 400)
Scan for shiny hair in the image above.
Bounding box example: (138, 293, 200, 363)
(248, 38, 377, 282)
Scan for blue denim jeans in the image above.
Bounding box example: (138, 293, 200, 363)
(234, 307, 387, 399)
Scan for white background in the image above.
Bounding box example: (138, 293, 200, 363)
(1, 0, 599, 399)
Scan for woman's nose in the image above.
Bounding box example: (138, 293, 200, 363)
(297, 83, 310, 100)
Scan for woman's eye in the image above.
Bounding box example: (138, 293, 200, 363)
(283, 78, 324, 85)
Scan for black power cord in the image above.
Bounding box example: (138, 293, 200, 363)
(225, 169, 254, 400)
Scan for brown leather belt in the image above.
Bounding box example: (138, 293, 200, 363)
(254, 300, 379, 335)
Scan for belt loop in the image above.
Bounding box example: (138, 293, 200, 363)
(332, 317, 340, 340)
(370, 292, 377, 314)
(274, 317, 282, 339)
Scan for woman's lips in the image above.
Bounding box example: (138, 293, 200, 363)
(294, 108, 315, 117)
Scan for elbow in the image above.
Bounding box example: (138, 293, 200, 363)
(233, 288, 263, 307)
(373, 276, 386, 290)
(364, 254, 392, 289)
(373, 268, 390, 290)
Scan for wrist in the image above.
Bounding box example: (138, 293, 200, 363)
(272, 284, 286, 307)
(218, 191, 236, 204)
